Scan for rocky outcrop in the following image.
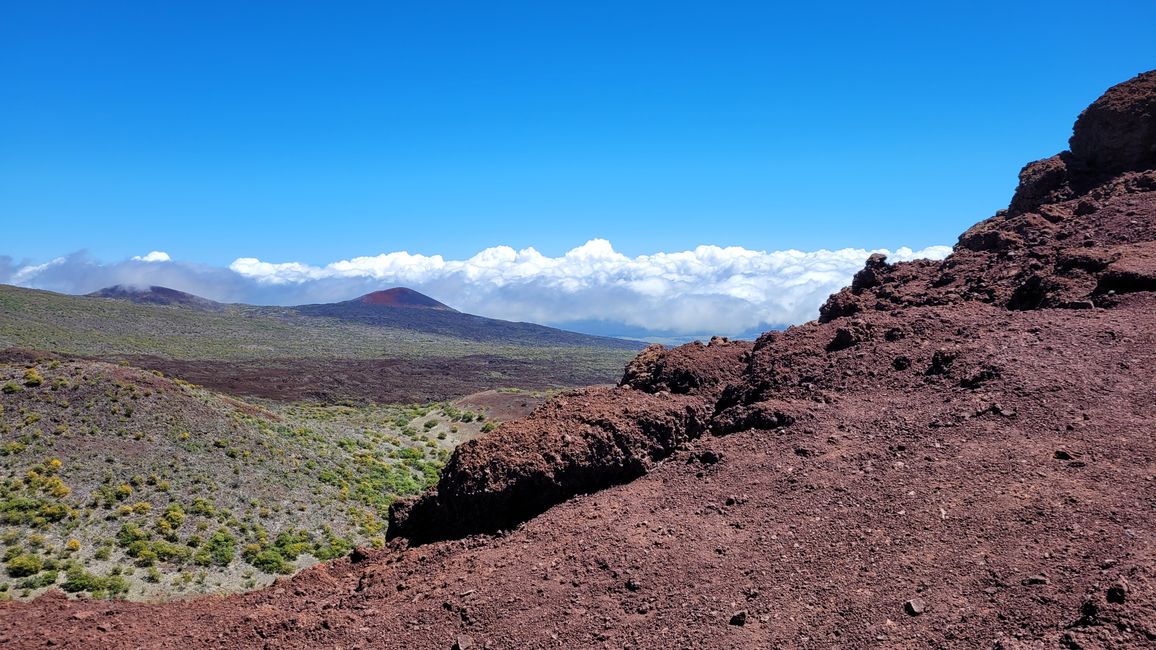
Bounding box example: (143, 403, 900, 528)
(387, 387, 711, 543)
(390, 336, 755, 543)
(819, 71, 1156, 322)
(389, 70, 1156, 549)
(620, 337, 751, 396)
(1070, 70, 1156, 175)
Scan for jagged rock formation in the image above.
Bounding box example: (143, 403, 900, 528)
(3, 71, 1156, 649)
(821, 71, 1156, 320)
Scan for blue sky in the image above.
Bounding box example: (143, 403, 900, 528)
(1, 1, 1154, 335)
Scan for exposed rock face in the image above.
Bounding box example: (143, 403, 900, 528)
(1070, 70, 1156, 175)
(389, 338, 753, 543)
(821, 71, 1156, 321)
(620, 336, 751, 396)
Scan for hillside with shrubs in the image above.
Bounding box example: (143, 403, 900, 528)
(0, 351, 496, 600)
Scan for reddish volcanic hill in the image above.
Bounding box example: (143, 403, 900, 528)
(4, 72, 1156, 649)
(354, 287, 456, 311)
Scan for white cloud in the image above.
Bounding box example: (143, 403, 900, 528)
(131, 251, 172, 263)
(4, 240, 952, 337)
(229, 239, 951, 334)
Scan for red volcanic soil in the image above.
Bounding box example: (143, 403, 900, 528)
(4, 72, 1156, 649)
(106, 354, 616, 405)
(355, 287, 456, 310)
(454, 389, 554, 423)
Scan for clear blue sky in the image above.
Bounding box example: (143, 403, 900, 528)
(2, 0, 1154, 266)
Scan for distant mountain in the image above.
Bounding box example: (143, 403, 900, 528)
(0, 283, 643, 403)
(84, 283, 639, 350)
(88, 284, 225, 311)
(294, 290, 640, 350)
(353, 288, 456, 311)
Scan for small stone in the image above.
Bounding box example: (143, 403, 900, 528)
(452, 635, 475, 650)
(1106, 580, 1128, 604)
(697, 450, 720, 465)
(729, 610, 748, 626)
(903, 598, 926, 616)
(349, 547, 371, 563)
(1022, 575, 1049, 586)
(1054, 450, 1074, 460)
(625, 579, 641, 592)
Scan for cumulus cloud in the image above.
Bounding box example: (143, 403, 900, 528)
(4, 240, 952, 337)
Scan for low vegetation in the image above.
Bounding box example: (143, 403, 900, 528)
(0, 357, 494, 600)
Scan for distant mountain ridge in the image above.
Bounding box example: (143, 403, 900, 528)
(88, 284, 225, 310)
(82, 284, 641, 350)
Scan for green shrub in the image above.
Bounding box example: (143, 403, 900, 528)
(23, 368, 44, 387)
(312, 532, 353, 561)
(116, 522, 150, 547)
(189, 498, 216, 517)
(195, 530, 236, 567)
(151, 540, 192, 564)
(20, 569, 58, 589)
(6, 554, 43, 577)
(247, 548, 291, 574)
(61, 566, 130, 597)
(162, 504, 185, 528)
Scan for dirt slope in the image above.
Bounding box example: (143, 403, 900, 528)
(3, 72, 1156, 649)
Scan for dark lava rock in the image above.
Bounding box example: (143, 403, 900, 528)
(729, 610, 748, 626)
(388, 386, 711, 543)
(903, 598, 926, 616)
(1106, 580, 1128, 604)
(852, 253, 891, 291)
(1022, 574, 1050, 586)
(1069, 71, 1156, 176)
(621, 338, 752, 396)
(925, 350, 957, 376)
(1009, 154, 1075, 215)
(695, 450, 721, 465)
(827, 321, 871, 352)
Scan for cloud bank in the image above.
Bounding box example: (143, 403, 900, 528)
(1, 240, 951, 337)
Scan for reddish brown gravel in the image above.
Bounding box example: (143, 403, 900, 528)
(4, 72, 1156, 649)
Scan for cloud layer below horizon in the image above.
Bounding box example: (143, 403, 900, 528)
(1, 240, 951, 337)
